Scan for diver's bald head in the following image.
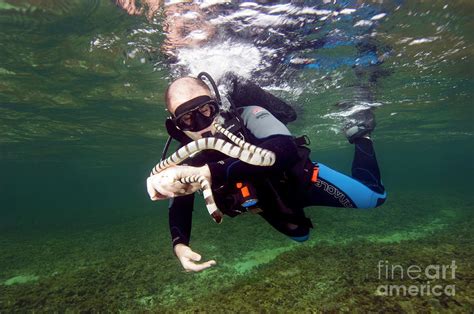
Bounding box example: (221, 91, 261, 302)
(165, 77, 212, 116)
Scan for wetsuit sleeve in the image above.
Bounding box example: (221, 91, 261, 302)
(207, 106, 299, 188)
(240, 106, 292, 138)
(168, 193, 194, 248)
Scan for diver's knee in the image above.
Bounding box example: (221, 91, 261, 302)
(355, 191, 387, 209)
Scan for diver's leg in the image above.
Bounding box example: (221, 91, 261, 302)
(352, 137, 385, 194)
(340, 104, 385, 194)
(304, 162, 386, 209)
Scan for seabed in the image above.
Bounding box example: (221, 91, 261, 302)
(1, 192, 472, 312)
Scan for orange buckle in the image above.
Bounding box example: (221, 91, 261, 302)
(236, 182, 250, 198)
(311, 166, 319, 183)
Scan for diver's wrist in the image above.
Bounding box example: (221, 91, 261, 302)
(174, 243, 186, 255)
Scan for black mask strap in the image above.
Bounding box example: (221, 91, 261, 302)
(174, 95, 212, 118)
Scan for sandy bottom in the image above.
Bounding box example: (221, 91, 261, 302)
(1, 191, 473, 312)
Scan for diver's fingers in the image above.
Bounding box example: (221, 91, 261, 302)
(154, 185, 175, 199)
(186, 251, 202, 262)
(146, 177, 160, 201)
(147, 175, 175, 199)
(191, 182, 202, 189)
(180, 182, 202, 195)
(185, 260, 217, 272)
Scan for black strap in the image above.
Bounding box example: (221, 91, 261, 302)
(165, 118, 191, 144)
(294, 135, 311, 146)
(174, 95, 212, 118)
(220, 110, 251, 140)
(160, 136, 173, 161)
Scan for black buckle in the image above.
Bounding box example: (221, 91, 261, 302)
(294, 135, 311, 146)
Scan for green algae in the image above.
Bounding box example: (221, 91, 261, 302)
(1, 191, 471, 312)
(136, 295, 156, 309)
(365, 217, 447, 243)
(0, 2, 18, 10)
(3, 275, 39, 286)
(0, 68, 15, 75)
(232, 246, 297, 274)
(0, 0, 473, 311)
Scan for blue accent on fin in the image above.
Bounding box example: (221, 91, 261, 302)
(290, 234, 310, 242)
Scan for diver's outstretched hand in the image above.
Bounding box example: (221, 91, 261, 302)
(146, 165, 210, 200)
(174, 244, 216, 272)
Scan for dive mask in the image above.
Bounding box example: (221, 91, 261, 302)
(173, 95, 220, 132)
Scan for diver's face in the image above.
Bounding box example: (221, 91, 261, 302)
(170, 93, 219, 140)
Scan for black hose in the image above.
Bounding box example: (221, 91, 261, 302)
(197, 72, 222, 104)
(160, 136, 173, 161)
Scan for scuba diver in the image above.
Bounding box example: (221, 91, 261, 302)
(146, 72, 387, 272)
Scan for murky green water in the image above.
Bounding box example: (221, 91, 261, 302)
(0, 0, 473, 311)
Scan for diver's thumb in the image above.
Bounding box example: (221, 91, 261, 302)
(189, 251, 202, 262)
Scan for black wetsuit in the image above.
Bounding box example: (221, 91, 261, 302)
(168, 105, 386, 247)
